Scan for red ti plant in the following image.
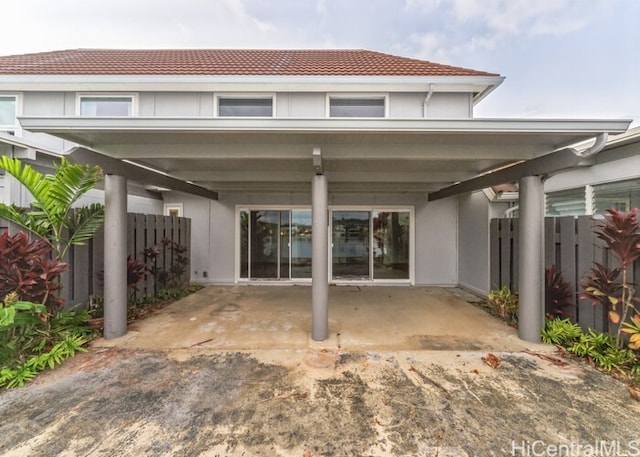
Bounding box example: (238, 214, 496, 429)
(545, 265, 575, 319)
(0, 231, 68, 312)
(581, 208, 640, 348)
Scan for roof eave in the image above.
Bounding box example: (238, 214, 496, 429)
(0, 74, 504, 93)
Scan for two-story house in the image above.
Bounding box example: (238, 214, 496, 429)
(0, 49, 630, 341)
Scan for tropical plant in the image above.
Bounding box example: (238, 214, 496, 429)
(0, 231, 67, 312)
(541, 317, 583, 346)
(544, 265, 575, 318)
(0, 156, 104, 261)
(581, 209, 640, 348)
(0, 293, 90, 389)
(622, 314, 640, 351)
(487, 285, 518, 322)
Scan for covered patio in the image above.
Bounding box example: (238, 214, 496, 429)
(94, 285, 541, 352)
(19, 116, 631, 344)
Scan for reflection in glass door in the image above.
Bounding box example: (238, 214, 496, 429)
(332, 211, 370, 279)
(240, 209, 312, 280)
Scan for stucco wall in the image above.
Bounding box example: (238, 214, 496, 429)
(168, 191, 459, 286)
(457, 191, 510, 295)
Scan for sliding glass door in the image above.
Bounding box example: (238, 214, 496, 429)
(240, 209, 312, 280)
(332, 211, 370, 279)
(331, 209, 410, 281)
(240, 207, 411, 282)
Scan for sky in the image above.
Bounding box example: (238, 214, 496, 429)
(1, 0, 638, 123)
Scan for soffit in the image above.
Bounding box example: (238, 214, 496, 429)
(18, 116, 631, 195)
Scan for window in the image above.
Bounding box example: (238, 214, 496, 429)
(593, 179, 640, 214)
(218, 97, 273, 117)
(0, 95, 19, 134)
(78, 95, 134, 116)
(164, 203, 183, 217)
(545, 188, 587, 216)
(329, 96, 386, 117)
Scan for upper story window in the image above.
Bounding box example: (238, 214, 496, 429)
(78, 94, 135, 116)
(217, 96, 273, 117)
(0, 95, 19, 134)
(328, 95, 386, 118)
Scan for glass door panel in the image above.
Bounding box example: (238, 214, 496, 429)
(373, 211, 410, 279)
(279, 211, 290, 278)
(250, 210, 279, 279)
(291, 211, 312, 278)
(332, 211, 370, 279)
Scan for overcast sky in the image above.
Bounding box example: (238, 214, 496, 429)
(2, 0, 638, 123)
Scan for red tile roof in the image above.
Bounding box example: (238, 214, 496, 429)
(0, 49, 498, 77)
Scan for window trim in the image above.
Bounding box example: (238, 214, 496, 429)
(326, 93, 389, 118)
(76, 93, 138, 116)
(234, 204, 414, 285)
(215, 93, 276, 118)
(163, 203, 183, 217)
(0, 93, 22, 136)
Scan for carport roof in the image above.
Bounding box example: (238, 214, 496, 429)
(19, 116, 631, 196)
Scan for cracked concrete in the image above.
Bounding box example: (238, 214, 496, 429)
(1, 286, 638, 456)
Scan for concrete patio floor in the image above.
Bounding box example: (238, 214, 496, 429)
(2, 286, 639, 456)
(96, 285, 537, 352)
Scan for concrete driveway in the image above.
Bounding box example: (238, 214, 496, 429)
(1, 286, 639, 456)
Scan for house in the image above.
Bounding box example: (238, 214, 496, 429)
(544, 126, 640, 216)
(0, 49, 630, 342)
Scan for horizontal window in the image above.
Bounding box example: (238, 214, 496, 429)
(0, 95, 18, 130)
(218, 98, 273, 117)
(329, 97, 385, 118)
(545, 188, 587, 216)
(593, 179, 640, 214)
(79, 96, 134, 116)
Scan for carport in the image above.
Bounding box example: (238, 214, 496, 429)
(19, 116, 631, 344)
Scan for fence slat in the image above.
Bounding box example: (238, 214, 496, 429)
(499, 219, 511, 290)
(489, 219, 500, 289)
(577, 216, 596, 330)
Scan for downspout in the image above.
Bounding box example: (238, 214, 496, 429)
(572, 132, 608, 157)
(423, 83, 434, 118)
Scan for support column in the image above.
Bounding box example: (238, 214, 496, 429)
(518, 175, 545, 343)
(104, 174, 128, 339)
(312, 173, 329, 341)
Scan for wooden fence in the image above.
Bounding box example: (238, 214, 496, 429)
(490, 216, 640, 332)
(2, 213, 191, 307)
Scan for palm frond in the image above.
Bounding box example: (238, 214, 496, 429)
(0, 203, 54, 245)
(49, 158, 103, 214)
(65, 204, 105, 251)
(0, 157, 58, 218)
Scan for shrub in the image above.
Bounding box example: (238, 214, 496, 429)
(581, 209, 640, 348)
(487, 285, 518, 322)
(0, 294, 90, 389)
(545, 265, 574, 318)
(0, 231, 67, 312)
(542, 318, 583, 346)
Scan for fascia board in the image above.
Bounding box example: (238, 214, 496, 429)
(0, 74, 504, 93)
(18, 116, 632, 135)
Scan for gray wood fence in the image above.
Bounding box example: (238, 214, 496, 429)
(2, 213, 191, 308)
(490, 216, 640, 332)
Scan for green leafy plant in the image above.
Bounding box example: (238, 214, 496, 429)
(541, 317, 583, 346)
(581, 209, 640, 348)
(0, 156, 104, 261)
(568, 329, 636, 372)
(487, 285, 518, 322)
(0, 231, 68, 312)
(545, 265, 574, 318)
(0, 294, 91, 389)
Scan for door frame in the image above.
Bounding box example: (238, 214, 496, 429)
(235, 205, 414, 285)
